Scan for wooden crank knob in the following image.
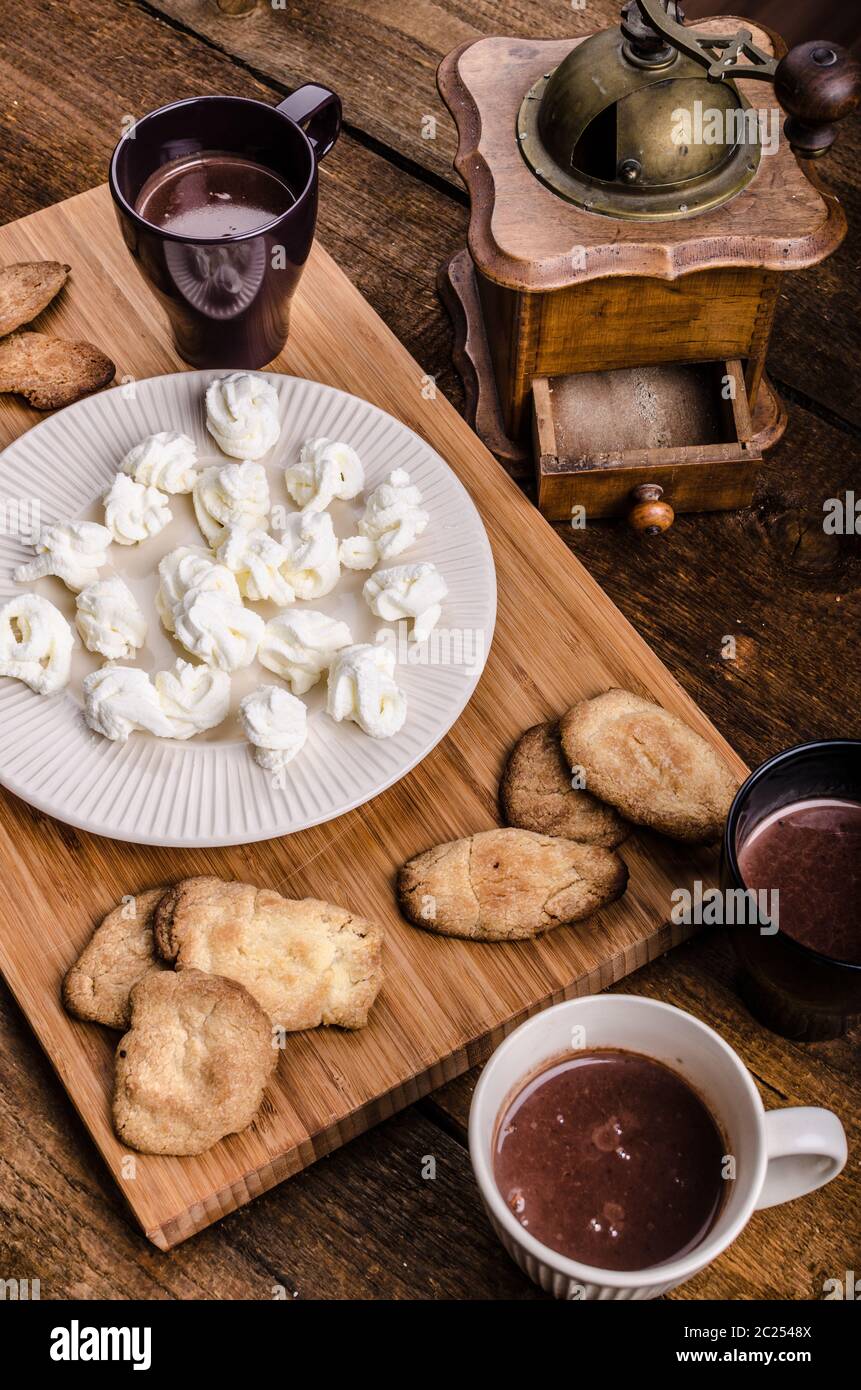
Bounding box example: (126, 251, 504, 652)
(774, 42, 861, 159)
(627, 484, 674, 535)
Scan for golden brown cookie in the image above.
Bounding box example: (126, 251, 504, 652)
(62, 887, 169, 1030)
(500, 720, 629, 847)
(0, 261, 70, 337)
(0, 331, 115, 409)
(397, 827, 628, 941)
(560, 688, 740, 844)
(154, 876, 384, 1031)
(112, 969, 275, 1156)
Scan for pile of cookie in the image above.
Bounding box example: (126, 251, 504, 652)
(0, 261, 115, 408)
(60, 692, 735, 1159)
(63, 876, 384, 1156)
(397, 689, 740, 941)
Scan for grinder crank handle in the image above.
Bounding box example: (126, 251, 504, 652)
(632, 1, 861, 158)
(774, 42, 861, 159)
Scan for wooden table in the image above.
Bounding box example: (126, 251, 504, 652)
(0, 0, 858, 1300)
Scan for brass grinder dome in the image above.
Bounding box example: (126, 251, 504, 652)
(517, 21, 762, 219)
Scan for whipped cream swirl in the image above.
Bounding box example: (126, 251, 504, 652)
(285, 436, 364, 514)
(193, 461, 270, 545)
(239, 685, 308, 775)
(217, 525, 294, 605)
(155, 545, 261, 672)
(83, 666, 177, 742)
(364, 562, 448, 642)
(339, 468, 428, 570)
(173, 588, 264, 673)
(326, 641, 407, 738)
(76, 576, 148, 661)
(156, 546, 240, 633)
(259, 609, 352, 696)
(278, 510, 341, 599)
(120, 432, 198, 494)
(104, 473, 172, 546)
(205, 372, 280, 459)
(83, 659, 230, 742)
(153, 660, 231, 739)
(14, 519, 112, 593)
(0, 593, 74, 695)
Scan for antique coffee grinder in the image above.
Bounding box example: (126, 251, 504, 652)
(437, 1, 859, 531)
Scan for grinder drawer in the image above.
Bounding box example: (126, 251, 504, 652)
(533, 359, 761, 529)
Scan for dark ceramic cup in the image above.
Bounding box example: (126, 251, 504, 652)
(109, 86, 341, 369)
(721, 740, 861, 1041)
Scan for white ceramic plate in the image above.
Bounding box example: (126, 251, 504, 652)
(0, 372, 496, 846)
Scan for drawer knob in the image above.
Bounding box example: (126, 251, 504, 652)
(628, 484, 675, 534)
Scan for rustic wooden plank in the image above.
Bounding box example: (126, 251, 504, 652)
(564, 399, 861, 769)
(0, 181, 747, 1247)
(0, 0, 857, 1299)
(2, 0, 857, 429)
(0, 0, 468, 410)
(686, 0, 861, 55)
(137, 0, 861, 182)
(767, 125, 861, 429)
(133, 0, 490, 186)
(132, 0, 861, 426)
(215, 1106, 545, 1300)
(0, 977, 540, 1298)
(425, 930, 861, 1301)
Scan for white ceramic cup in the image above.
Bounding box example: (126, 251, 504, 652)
(469, 994, 847, 1300)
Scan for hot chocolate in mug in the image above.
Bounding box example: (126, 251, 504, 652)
(109, 86, 341, 369)
(470, 995, 847, 1300)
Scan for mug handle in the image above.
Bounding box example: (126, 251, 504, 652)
(755, 1107, 847, 1210)
(277, 84, 341, 161)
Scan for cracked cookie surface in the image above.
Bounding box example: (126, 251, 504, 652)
(154, 876, 384, 1031)
(397, 827, 628, 940)
(0, 331, 115, 409)
(560, 689, 740, 844)
(63, 887, 169, 1030)
(113, 969, 275, 1156)
(0, 260, 70, 336)
(501, 720, 629, 847)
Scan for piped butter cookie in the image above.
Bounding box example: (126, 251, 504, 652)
(560, 688, 740, 844)
(63, 887, 169, 1030)
(0, 331, 115, 409)
(112, 969, 275, 1156)
(0, 260, 70, 337)
(501, 720, 629, 848)
(154, 876, 384, 1031)
(397, 827, 628, 941)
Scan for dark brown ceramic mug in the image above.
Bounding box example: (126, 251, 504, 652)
(721, 740, 861, 1041)
(109, 86, 341, 369)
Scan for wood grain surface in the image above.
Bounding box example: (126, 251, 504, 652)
(438, 27, 844, 288)
(0, 182, 744, 1249)
(0, 0, 857, 1298)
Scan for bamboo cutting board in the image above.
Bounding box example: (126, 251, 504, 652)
(0, 185, 746, 1248)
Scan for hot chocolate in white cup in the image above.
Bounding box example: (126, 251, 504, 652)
(469, 994, 847, 1301)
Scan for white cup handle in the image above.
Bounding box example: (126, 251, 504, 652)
(755, 1107, 847, 1210)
